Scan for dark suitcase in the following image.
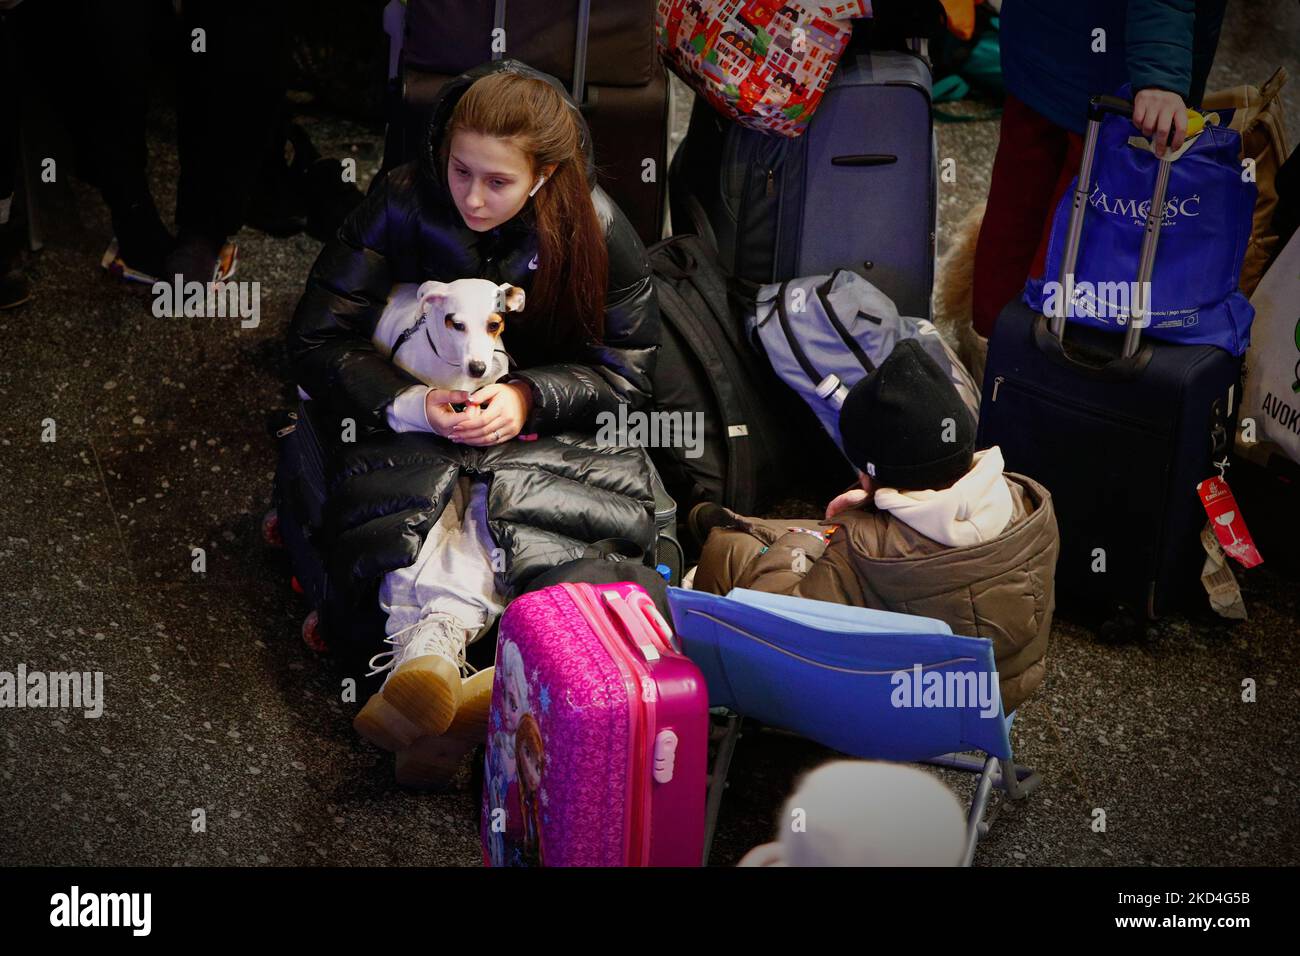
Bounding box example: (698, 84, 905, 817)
(977, 95, 1242, 619)
(386, 0, 668, 247)
(669, 49, 935, 319)
(269, 401, 343, 652)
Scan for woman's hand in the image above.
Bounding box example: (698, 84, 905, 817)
(424, 388, 473, 437)
(1133, 88, 1188, 158)
(452, 381, 534, 445)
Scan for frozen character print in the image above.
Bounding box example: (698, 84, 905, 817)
(488, 638, 531, 859)
(516, 712, 546, 867)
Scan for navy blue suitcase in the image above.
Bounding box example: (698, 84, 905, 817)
(269, 401, 337, 648)
(977, 96, 1241, 619)
(669, 49, 936, 320)
(272, 399, 414, 668)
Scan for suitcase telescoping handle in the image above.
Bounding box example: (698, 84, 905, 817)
(491, 0, 591, 107)
(601, 588, 679, 660)
(1049, 94, 1174, 358)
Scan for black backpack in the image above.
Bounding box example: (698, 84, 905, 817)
(646, 235, 849, 519)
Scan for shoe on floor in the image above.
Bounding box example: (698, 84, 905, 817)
(214, 240, 238, 282)
(394, 667, 495, 790)
(103, 199, 174, 284)
(101, 237, 166, 286)
(0, 268, 31, 310)
(163, 234, 239, 286)
(353, 613, 470, 752)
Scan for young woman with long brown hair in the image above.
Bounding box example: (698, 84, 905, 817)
(289, 60, 659, 786)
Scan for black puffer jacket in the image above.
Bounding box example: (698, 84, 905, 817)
(287, 59, 661, 618)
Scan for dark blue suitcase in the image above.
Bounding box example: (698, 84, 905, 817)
(669, 49, 936, 320)
(977, 96, 1241, 619)
(271, 399, 404, 668)
(270, 401, 335, 647)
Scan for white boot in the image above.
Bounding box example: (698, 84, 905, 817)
(395, 667, 496, 790)
(353, 612, 471, 752)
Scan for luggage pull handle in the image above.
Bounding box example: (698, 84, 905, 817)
(626, 588, 677, 650)
(602, 588, 678, 659)
(492, 0, 592, 108)
(1048, 94, 1173, 360)
(831, 154, 898, 167)
(1031, 315, 1152, 381)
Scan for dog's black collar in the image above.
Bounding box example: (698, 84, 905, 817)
(390, 310, 458, 370)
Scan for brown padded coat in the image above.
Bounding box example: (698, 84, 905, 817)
(692, 473, 1059, 712)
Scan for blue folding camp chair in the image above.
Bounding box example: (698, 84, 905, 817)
(667, 587, 1041, 867)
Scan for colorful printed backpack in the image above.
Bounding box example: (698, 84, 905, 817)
(655, 0, 871, 137)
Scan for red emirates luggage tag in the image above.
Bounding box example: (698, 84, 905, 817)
(1196, 476, 1263, 568)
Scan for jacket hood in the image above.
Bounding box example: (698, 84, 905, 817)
(872, 447, 1014, 548)
(419, 58, 598, 192)
(834, 471, 1057, 616)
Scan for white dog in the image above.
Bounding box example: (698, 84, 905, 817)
(372, 279, 524, 394)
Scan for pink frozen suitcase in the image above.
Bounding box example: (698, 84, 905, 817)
(481, 581, 708, 867)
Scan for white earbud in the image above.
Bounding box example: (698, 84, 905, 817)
(528, 175, 547, 198)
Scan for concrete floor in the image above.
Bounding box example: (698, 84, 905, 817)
(2, 0, 1298, 866)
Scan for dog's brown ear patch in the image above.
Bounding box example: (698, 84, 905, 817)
(502, 285, 525, 312)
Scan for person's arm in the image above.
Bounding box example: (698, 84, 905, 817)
(505, 194, 659, 434)
(1126, 0, 1195, 98)
(1126, 0, 1195, 156)
(386, 385, 433, 432)
(792, 531, 867, 606)
(288, 167, 424, 430)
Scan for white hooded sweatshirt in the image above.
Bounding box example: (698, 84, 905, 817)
(870, 447, 1014, 548)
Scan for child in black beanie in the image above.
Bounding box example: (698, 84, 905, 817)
(688, 340, 1061, 713)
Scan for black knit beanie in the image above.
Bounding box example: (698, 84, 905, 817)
(838, 339, 975, 490)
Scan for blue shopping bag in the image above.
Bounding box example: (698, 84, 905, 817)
(1025, 88, 1257, 356)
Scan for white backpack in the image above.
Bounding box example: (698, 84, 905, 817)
(749, 269, 980, 460)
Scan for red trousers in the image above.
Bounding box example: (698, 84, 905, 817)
(972, 94, 1084, 337)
